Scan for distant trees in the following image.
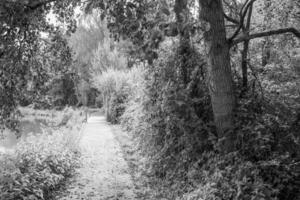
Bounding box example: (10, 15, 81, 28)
(68, 11, 128, 107)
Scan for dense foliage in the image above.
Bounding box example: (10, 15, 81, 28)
(0, 0, 81, 129)
(75, 1, 300, 199)
(116, 42, 300, 199)
(0, 108, 84, 200)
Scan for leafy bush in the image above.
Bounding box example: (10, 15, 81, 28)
(120, 41, 215, 197)
(93, 67, 143, 124)
(0, 109, 84, 200)
(0, 132, 80, 200)
(178, 96, 300, 200)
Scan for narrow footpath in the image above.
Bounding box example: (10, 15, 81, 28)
(58, 115, 136, 200)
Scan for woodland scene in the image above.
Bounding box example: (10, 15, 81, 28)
(0, 0, 299, 199)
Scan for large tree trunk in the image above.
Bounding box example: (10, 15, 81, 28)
(199, 0, 235, 152)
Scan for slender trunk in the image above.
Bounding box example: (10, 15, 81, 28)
(174, 0, 189, 84)
(262, 0, 271, 67)
(292, 51, 300, 128)
(199, 0, 236, 152)
(241, 4, 253, 94)
(292, 50, 300, 96)
(262, 39, 271, 66)
(241, 41, 249, 90)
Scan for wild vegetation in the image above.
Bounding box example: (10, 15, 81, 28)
(0, 0, 299, 199)
(0, 108, 84, 200)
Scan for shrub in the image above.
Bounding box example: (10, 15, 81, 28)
(120, 41, 216, 198)
(181, 151, 299, 200)
(179, 98, 300, 200)
(0, 109, 84, 200)
(93, 67, 143, 124)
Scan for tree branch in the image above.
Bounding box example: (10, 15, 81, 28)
(0, 0, 58, 11)
(245, 3, 253, 30)
(231, 28, 300, 46)
(223, 13, 239, 24)
(229, 0, 257, 42)
(26, 0, 58, 10)
(240, 0, 251, 14)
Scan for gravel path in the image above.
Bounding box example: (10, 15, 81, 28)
(59, 115, 136, 200)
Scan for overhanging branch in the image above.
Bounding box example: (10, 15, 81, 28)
(0, 0, 58, 11)
(26, 0, 58, 10)
(231, 28, 300, 46)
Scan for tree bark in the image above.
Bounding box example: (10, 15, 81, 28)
(199, 0, 236, 152)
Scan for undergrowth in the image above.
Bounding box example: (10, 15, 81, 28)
(0, 108, 84, 200)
